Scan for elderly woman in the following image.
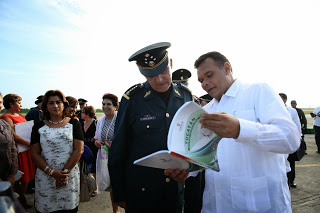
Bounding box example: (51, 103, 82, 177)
(0, 93, 35, 209)
(94, 93, 119, 213)
(0, 92, 18, 185)
(66, 96, 79, 119)
(30, 90, 84, 213)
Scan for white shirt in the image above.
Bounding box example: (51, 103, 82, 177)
(286, 106, 301, 136)
(313, 106, 320, 127)
(201, 80, 300, 213)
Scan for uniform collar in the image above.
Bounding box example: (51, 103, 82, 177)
(143, 82, 183, 101)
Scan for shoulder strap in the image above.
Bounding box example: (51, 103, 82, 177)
(122, 83, 145, 100)
(174, 82, 193, 95)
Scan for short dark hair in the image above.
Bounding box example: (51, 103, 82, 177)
(279, 93, 287, 100)
(194, 51, 231, 71)
(3, 94, 22, 110)
(42, 90, 69, 120)
(82, 106, 96, 118)
(102, 93, 119, 108)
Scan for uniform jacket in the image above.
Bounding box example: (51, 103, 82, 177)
(108, 81, 192, 210)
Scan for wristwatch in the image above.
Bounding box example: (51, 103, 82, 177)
(63, 169, 69, 173)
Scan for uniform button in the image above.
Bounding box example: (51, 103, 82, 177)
(166, 178, 170, 183)
(166, 113, 170, 118)
(147, 125, 150, 129)
(141, 188, 145, 192)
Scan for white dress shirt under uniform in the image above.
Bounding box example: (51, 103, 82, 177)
(201, 80, 300, 213)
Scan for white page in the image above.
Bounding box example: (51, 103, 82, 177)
(14, 120, 34, 153)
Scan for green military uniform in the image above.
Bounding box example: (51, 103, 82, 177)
(108, 42, 193, 213)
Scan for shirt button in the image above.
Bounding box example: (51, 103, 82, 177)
(166, 178, 170, 183)
(141, 188, 145, 192)
(166, 113, 170, 118)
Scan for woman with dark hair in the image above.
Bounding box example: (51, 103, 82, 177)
(0, 93, 34, 209)
(66, 96, 79, 119)
(30, 90, 84, 213)
(81, 105, 97, 196)
(94, 93, 119, 213)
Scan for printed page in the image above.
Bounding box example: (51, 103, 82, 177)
(168, 101, 221, 171)
(133, 150, 204, 172)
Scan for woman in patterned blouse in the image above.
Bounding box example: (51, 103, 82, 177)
(94, 93, 119, 213)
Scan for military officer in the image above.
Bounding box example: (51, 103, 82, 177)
(199, 94, 212, 107)
(172, 68, 204, 213)
(172, 68, 192, 87)
(76, 98, 87, 125)
(108, 42, 193, 213)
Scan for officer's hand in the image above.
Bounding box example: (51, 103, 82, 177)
(200, 112, 240, 138)
(116, 201, 127, 209)
(164, 169, 189, 182)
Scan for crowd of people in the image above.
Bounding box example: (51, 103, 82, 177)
(0, 42, 319, 213)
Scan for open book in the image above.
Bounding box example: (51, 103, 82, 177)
(134, 101, 222, 172)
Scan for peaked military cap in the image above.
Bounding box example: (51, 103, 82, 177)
(199, 94, 212, 102)
(172, 69, 192, 82)
(78, 98, 88, 105)
(128, 42, 171, 77)
(35, 95, 43, 105)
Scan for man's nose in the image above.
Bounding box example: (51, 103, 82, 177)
(155, 75, 163, 82)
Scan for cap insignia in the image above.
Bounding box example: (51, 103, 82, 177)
(149, 61, 155, 67)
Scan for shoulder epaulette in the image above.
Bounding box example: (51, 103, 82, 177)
(175, 82, 193, 96)
(123, 83, 145, 100)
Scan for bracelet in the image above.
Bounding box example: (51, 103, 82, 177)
(49, 169, 54, 176)
(44, 166, 49, 172)
(63, 169, 69, 173)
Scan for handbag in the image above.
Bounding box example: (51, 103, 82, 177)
(88, 173, 97, 192)
(96, 147, 110, 192)
(288, 139, 306, 161)
(80, 162, 90, 202)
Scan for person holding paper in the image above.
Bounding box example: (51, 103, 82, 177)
(0, 93, 35, 209)
(0, 92, 18, 185)
(108, 42, 193, 213)
(165, 51, 300, 213)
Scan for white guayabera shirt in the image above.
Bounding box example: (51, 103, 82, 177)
(201, 80, 300, 213)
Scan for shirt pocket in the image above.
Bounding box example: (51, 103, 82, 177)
(230, 176, 271, 213)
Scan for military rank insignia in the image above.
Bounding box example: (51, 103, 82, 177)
(174, 89, 181, 96)
(144, 90, 151, 98)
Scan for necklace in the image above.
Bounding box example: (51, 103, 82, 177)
(48, 117, 65, 124)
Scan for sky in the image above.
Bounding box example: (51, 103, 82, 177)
(1, 0, 319, 109)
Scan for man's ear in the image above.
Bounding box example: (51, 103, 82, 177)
(170, 58, 173, 70)
(224, 62, 232, 74)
